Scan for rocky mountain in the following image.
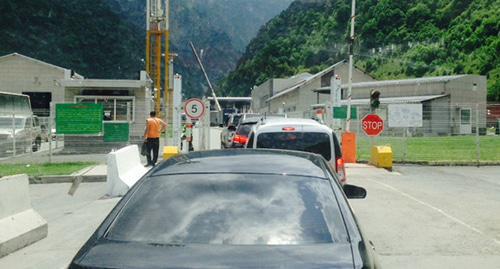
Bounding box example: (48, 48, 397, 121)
(220, 0, 499, 101)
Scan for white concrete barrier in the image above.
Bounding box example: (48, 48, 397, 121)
(0, 174, 48, 258)
(106, 145, 149, 197)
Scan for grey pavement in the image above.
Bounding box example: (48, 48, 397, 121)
(0, 183, 119, 269)
(348, 164, 500, 269)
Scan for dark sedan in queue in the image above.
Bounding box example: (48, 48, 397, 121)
(69, 149, 380, 269)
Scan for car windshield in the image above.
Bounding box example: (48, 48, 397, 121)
(256, 132, 331, 161)
(0, 117, 25, 128)
(106, 173, 347, 245)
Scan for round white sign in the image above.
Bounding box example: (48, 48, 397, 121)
(184, 98, 206, 119)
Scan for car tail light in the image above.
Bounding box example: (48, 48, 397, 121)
(282, 127, 295, 131)
(233, 135, 248, 145)
(336, 157, 347, 184)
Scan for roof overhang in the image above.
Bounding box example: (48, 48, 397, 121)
(208, 97, 252, 102)
(340, 94, 448, 105)
(313, 75, 465, 94)
(60, 79, 149, 89)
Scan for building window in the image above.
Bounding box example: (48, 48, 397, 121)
(422, 102, 431, 120)
(75, 96, 135, 122)
(460, 108, 471, 125)
(22, 92, 52, 117)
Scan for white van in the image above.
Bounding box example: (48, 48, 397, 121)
(247, 118, 347, 184)
(0, 115, 45, 154)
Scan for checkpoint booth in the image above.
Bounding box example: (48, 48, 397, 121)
(56, 72, 152, 154)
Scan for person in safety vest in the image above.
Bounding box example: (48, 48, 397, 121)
(144, 111, 167, 166)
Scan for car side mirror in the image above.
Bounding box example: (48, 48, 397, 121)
(343, 184, 367, 199)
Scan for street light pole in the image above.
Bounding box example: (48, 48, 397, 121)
(341, 0, 358, 164)
(346, 0, 356, 132)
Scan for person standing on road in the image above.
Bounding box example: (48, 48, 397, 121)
(144, 111, 167, 167)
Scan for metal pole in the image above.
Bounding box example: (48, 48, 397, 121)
(48, 116, 52, 163)
(164, 0, 170, 144)
(155, 33, 162, 115)
(12, 113, 16, 157)
(403, 127, 408, 162)
(475, 104, 480, 167)
(346, 0, 356, 132)
(189, 42, 222, 112)
(206, 100, 211, 149)
(146, 0, 150, 31)
(29, 115, 33, 156)
(146, 0, 151, 75)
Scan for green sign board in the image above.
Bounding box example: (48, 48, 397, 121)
(56, 103, 103, 134)
(103, 122, 130, 142)
(333, 106, 358, 119)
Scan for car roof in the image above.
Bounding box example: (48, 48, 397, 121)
(151, 149, 328, 179)
(239, 117, 261, 124)
(255, 118, 332, 132)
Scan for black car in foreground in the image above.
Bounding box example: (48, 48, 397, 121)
(70, 150, 380, 269)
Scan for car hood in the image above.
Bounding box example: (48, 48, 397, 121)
(74, 241, 354, 269)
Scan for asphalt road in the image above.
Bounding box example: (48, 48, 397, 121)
(0, 164, 499, 268)
(348, 164, 500, 269)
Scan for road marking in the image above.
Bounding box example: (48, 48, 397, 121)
(366, 178, 500, 247)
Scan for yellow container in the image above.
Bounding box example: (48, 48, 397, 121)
(370, 145, 393, 170)
(163, 146, 180, 160)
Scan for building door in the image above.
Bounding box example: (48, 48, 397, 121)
(459, 108, 472, 134)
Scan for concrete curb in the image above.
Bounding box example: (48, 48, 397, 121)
(28, 165, 107, 184)
(356, 160, 500, 166)
(29, 175, 106, 184)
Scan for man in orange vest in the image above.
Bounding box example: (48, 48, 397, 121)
(144, 111, 167, 166)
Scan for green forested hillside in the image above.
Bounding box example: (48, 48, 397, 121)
(220, 0, 500, 101)
(0, 0, 292, 97)
(0, 0, 143, 79)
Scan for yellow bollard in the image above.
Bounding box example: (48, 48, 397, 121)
(163, 146, 180, 160)
(370, 145, 393, 170)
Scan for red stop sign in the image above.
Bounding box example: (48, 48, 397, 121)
(362, 114, 384, 136)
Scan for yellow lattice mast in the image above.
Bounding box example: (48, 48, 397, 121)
(146, 0, 169, 117)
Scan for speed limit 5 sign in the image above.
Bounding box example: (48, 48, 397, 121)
(184, 98, 206, 119)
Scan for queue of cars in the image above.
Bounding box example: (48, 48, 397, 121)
(220, 113, 260, 148)
(70, 113, 379, 268)
(221, 113, 347, 184)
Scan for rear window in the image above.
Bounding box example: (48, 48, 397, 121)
(256, 132, 332, 160)
(236, 123, 254, 136)
(231, 115, 241, 126)
(106, 174, 347, 245)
